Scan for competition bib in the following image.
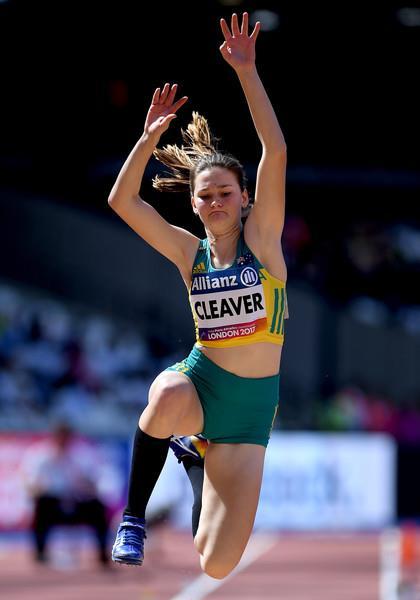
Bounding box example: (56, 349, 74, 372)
(190, 264, 268, 343)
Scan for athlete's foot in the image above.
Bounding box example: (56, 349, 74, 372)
(169, 434, 208, 463)
(111, 515, 147, 566)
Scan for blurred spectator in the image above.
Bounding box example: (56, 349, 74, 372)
(21, 422, 110, 565)
(0, 283, 169, 433)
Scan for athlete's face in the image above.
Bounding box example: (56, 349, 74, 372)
(192, 167, 248, 230)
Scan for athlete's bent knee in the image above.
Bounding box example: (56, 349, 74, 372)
(149, 381, 187, 420)
(200, 553, 238, 580)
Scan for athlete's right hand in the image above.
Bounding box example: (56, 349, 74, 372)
(144, 83, 188, 138)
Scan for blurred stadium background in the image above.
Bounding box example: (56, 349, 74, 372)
(1, 1, 420, 598)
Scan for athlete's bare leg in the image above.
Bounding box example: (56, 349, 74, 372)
(194, 442, 265, 579)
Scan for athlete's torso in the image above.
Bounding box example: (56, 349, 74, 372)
(179, 227, 287, 378)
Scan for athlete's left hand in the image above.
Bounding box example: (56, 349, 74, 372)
(219, 12, 260, 73)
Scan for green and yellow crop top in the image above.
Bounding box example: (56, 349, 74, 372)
(189, 231, 287, 348)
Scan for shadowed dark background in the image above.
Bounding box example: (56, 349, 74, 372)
(1, 2, 418, 208)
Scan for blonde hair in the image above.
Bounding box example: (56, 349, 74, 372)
(152, 112, 248, 195)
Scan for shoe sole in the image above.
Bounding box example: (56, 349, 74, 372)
(112, 556, 143, 566)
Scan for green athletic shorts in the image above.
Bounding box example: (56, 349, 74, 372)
(166, 345, 280, 447)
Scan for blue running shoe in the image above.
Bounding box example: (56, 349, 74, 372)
(170, 434, 208, 463)
(111, 515, 147, 566)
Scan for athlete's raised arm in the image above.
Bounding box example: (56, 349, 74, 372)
(108, 84, 199, 270)
(220, 13, 287, 241)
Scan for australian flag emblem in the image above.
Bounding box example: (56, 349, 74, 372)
(237, 253, 253, 266)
